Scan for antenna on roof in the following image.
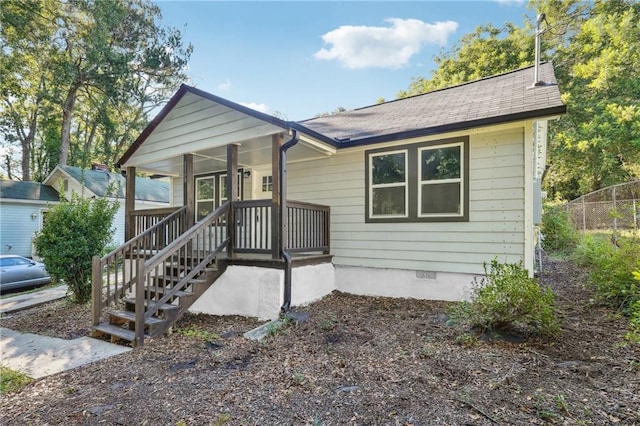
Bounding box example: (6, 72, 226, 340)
(532, 13, 547, 87)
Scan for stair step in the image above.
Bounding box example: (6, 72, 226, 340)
(106, 309, 166, 325)
(145, 286, 193, 298)
(123, 298, 180, 312)
(92, 323, 140, 343)
(155, 275, 207, 286)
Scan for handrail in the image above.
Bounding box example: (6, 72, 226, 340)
(138, 202, 230, 324)
(92, 206, 188, 326)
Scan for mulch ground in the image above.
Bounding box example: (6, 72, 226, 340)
(0, 258, 638, 425)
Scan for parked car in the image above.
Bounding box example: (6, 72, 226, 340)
(0, 255, 51, 293)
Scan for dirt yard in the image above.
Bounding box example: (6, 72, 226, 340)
(1, 258, 638, 425)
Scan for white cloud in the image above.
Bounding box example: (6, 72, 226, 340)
(217, 79, 232, 92)
(314, 18, 458, 69)
(239, 102, 270, 114)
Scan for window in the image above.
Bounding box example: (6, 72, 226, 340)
(419, 143, 463, 217)
(262, 175, 273, 192)
(369, 150, 408, 218)
(195, 170, 243, 221)
(365, 137, 468, 223)
(196, 176, 215, 221)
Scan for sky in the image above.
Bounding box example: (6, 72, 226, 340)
(154, 1, 533, 121)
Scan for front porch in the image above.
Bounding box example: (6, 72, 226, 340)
(91, 90, 337, 345)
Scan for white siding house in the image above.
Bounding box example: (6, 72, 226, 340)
(115, 63, 566, 318)
(0, 181, 60, 258)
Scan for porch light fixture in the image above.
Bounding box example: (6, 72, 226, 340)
(31, 212, 38, 220)
(243, 170, 251, 178)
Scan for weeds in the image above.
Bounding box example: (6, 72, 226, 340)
(0, 366, 32, 394)
(541, 202, 578, 254)
(318, 311, 338, 331)
(176, 325, 219, 342)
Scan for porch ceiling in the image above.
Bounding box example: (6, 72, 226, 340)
(133, 134, 335, 176)
(122, 91, 335, 176)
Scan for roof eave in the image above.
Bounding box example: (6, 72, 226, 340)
(334, 105, 567, 149)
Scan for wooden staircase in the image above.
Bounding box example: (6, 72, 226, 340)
(91, 203, 230, 346)
(92, 257, 226, 344)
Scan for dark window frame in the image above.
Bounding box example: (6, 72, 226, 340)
(365, 136, 469, 223)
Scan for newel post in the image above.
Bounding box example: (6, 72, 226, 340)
(135, 258, 145, 347)
(91, 255, 101, 326)
(125, 167, 136, 241)
(227, 144, 239, 258)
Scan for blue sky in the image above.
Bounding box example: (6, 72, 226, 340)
(155, 1, 533, 121)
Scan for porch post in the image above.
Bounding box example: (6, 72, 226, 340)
(227, 144, 239, 258)
(183, 154, 194, 232)
(271, 134, 284, 259)
(125, 166, 136, 241)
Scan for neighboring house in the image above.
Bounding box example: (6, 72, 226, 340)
(44, 164, 171, 246)
(0, 180, 60, 257)
(91, 63, 566, 345)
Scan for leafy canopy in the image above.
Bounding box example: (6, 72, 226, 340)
(396, 0, 640, 201)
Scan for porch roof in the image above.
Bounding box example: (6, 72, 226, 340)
(118, 86, 337, 176)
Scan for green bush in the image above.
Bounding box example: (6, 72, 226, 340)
(574, 234, 640, 312)
(451, 259, 559, 338)
(541, 202, 578, 253)
(34, 192, 119, 303)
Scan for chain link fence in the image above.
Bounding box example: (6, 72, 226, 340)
(566, 181, 640, 232)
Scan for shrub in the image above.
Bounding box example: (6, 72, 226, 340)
(541, 202, 578, 254)
(574, 234, 640, 312)
(451, 259, 559, 338)
(34, 192, 119, 303)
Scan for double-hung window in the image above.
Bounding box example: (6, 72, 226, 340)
(366, 137, 468, 222)
(369, 150, 408, 218)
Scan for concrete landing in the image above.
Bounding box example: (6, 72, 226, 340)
(0, 327, 131, 379)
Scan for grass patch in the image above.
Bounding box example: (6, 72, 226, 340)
(0, 366, 32, 394)
(176, 325, 219, 342)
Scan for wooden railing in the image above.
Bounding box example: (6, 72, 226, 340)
(92, 206, 188, 325)
(233, 199, 330, 254)
(286, 200, 330, 254)
(129, 207, 184, 240)
(133, 202, 230, 343)
(234, 200, 273, 254)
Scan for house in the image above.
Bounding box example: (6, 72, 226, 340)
(0, 181, 60, 257)
(44, 164, 171, 246)
(91, 63, 565, 346)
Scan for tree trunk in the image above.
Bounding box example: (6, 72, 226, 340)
(21, 138, 31, 181)
(59, 84, 80, 165)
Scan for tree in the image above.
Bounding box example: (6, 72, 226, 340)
(397, 0, 640, 200)
(543, 0, 640, 199)
(0, 0, 192, 180)
(398, 23, 534, 98)
(33, 191, 119, 303)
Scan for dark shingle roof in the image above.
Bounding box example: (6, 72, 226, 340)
(60, 165, 170, 203)
(298, 62, 565, 147)
(0, 180, 60, 202)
